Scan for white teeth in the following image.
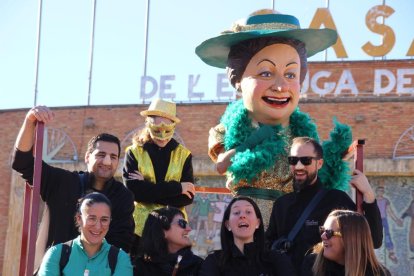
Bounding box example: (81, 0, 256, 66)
(265, 97, 289, 103)
(269, 98, 287, 102)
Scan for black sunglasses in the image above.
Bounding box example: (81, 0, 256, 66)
(319, 226, 342, 239)
(176, 219, 188, 229)
(288, 156, 319, 166)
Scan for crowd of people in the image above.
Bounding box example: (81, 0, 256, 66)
(12, 9, 389, 276)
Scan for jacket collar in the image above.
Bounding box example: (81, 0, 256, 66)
(144, 138, 179, 152)
(83, 171, 115, 192)
(231, 242, 258, 259)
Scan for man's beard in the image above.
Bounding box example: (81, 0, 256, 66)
(293, 170, 318, 192)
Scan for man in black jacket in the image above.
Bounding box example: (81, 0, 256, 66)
(12, 106, 135, 257)
(265, 137, 383, 270)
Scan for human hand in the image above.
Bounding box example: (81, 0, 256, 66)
(181, 182, 195, 199)
(236, 125, 274, 152)
(350, 169, 375, 203)
(26, 105, 54, 124)
(128, 170, 144, 181)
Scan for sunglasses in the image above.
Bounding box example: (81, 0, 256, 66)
(176, 219, 188, 229)
(319, 226, 342, 239)
(288, 156, 319, 166)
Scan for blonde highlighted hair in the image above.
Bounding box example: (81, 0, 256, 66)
(312, 210, 387, 276)
(132, 117, 156, 146)
(132, 127, 152, 146)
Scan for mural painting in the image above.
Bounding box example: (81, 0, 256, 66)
(371, 177, 414, 276)
(185, 193, 232, 257)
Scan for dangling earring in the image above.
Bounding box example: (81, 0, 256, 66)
(235, 84, 242, 96)
(228, 227, 232, 231)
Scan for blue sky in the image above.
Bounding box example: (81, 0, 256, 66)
(1, 0, 413, 110)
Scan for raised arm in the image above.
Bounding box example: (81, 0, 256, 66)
(351, 169, 383, 248)
(15, 106, 54, 152)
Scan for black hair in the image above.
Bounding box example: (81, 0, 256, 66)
(227, 37, 308, 88)
(291, 136, 324, 159)
(75, 192, 112, 228)
(219, 196, 265, 268)
(138, 207, 185, 262)
(87, 133, 121, 157)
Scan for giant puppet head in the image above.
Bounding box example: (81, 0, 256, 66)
(196, 10, 337, 125)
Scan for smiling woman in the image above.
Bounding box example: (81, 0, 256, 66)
(37, 192, 133, 276)
(301, 210, 391, 276)
(134, 207, 203, 276)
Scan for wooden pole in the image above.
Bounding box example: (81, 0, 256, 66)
(344, 139, 365, 214)
(19, 122, 44, 276)
(19, 185, 32, 276)
(354, 139, 365, 214)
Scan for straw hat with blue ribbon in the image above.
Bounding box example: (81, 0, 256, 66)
(195, 10, 337, 68)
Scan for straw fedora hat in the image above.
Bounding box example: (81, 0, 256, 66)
(140, 99, 181, 123)
(195, 11, 338, 68)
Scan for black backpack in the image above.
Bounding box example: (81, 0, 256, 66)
(59, 239, 119, 274)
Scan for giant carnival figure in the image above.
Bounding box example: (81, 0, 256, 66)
(195, 9, 352, 224)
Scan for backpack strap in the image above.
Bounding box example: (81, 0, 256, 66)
(59, 239, 119, 275)
(108, 245, 120, 274)
(59, 240, 73, 274)
(78, 172, 88, 197)
(287, 189, 328, 242)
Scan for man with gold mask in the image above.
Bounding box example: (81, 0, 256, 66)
(123, 99, 195, 256)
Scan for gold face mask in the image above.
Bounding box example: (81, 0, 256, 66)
(147, 119, 176, 141)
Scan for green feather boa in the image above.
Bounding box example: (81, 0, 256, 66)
(220, 99, 352, 191)
(319, 117, 352, 190)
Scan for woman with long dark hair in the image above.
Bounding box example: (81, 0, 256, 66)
(134, 207, 202, 276)
(199, 196, 295, 275)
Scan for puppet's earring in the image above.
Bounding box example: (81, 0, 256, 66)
(235, 84, 242, 96)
